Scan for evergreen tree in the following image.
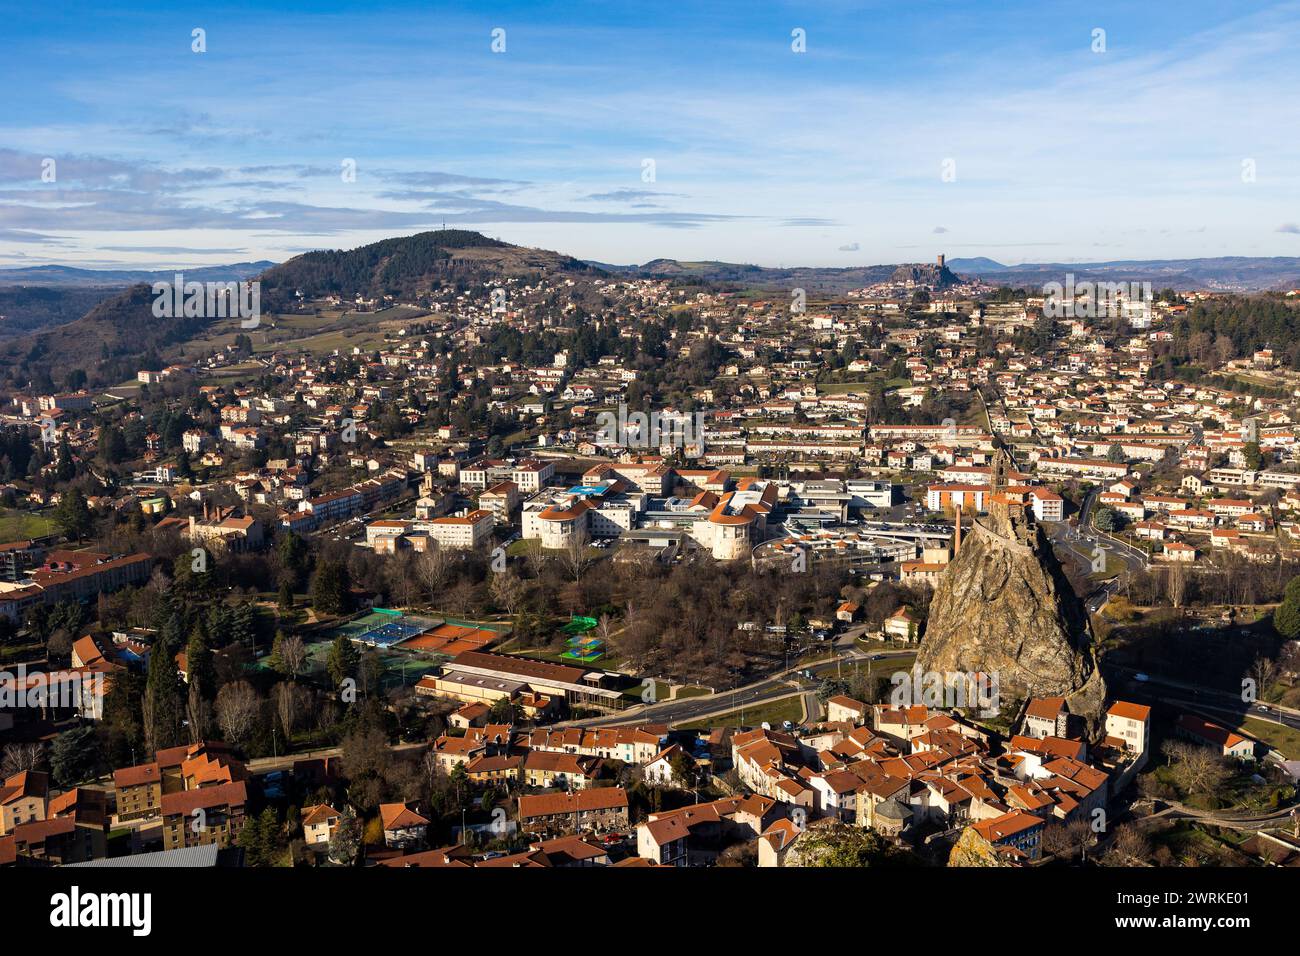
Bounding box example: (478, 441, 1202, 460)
(55, 434, 76, 482)
(144, 621, 184, 752)
(50, 726, 102, 786)
(98, 423, 128, 464)
(1275, 596, 1300, 641)
(228, 603, 258, 650)
(186, 628, 215, 700)
(277, 531, 308, 587)
(311, 560, 352, 615)
(238, 808, 285, 866)
(328, 807, 361, 865)
(53, 487, 93, 540)
(326, 635, 360, 688)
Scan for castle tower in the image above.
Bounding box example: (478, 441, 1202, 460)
(987, 447, 1016, 531)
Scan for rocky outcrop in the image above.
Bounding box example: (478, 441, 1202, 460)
(947, 826, 1011, 867)
(918, 489, 1107, 737)
(889, 261, 960, 289)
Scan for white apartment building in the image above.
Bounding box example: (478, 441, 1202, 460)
(1105, 701, 1151, 762)
(424, 510, 495, 550)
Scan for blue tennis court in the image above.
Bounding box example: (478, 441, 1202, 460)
(355, 620, 426, 646)
(336, 611, 441, 647)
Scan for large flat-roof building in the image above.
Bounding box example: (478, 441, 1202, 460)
(422, 650, 626, 712)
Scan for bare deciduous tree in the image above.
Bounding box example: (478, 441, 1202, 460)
(489, 569, 526, 615)
(1101, 823, 1152, 866)
(273, 681, 303, 737)
(1161, 739, 1230, 797)
(1, 743, 44, 776)
(597, 612, 615, 647)
(560, 527, 594, 582)
(385, 557, 417, 609)
(1279, 640, 1300, 681)
(447, 579, 476, 618)
(1248, 654, 1278, 700)
(522, 537, 548, 572)
(1167, 563, 1188, 609)
(278, 635, 307, 680)
(415, 545, 454, 605)
(186, 682, 210, 743)
(215, 680, 260, 745)
(1042, 818, 1093, 860)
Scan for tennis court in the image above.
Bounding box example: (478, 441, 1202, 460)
(399, 621, 501, 656)
(334, 609, 443, 648)
(374, 652, 441, 691)
(298, 638, 440, 691)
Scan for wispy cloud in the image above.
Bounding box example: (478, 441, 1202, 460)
(0, 1, 1297, 267)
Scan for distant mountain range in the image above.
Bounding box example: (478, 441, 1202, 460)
(945, 256, 1300, 292)
(595, 254, 1300, 293)
(590, 258, 898, 293)
(0, 230, 607, 385)
(0, 262, 279, 341)
(0, 262, 276, 289)
(8, 231, 1300, 387)
(257, 229, 598, 310)
(9, 249, 1300, 296)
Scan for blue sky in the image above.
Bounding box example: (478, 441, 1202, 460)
(1, 0, 1298, 269)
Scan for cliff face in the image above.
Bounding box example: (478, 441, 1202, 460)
(917, 504, 1107, 735)
(889, 262, 960, 288)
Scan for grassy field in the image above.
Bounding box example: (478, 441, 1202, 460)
(815, 375, 914, 395)
(171, 307, 400, 363)
(622, 679, 669, 705)
(1088, 551, 1121, 582)
(0, 642, 43, 664)
(512, 643, 625, 671)
(0, 509, 57, 541)
(251, 325, 391, 357)
(846, 648, 917, 673)
(678, 694, 804, 731)
(1238, 715, 1300, 760)
(816, 380, 876, 395)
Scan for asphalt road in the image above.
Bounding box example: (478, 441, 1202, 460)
(567, 642, 916, 728)
(1106, 663, 1300, 737)
(1047, 489, 1148, 613)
